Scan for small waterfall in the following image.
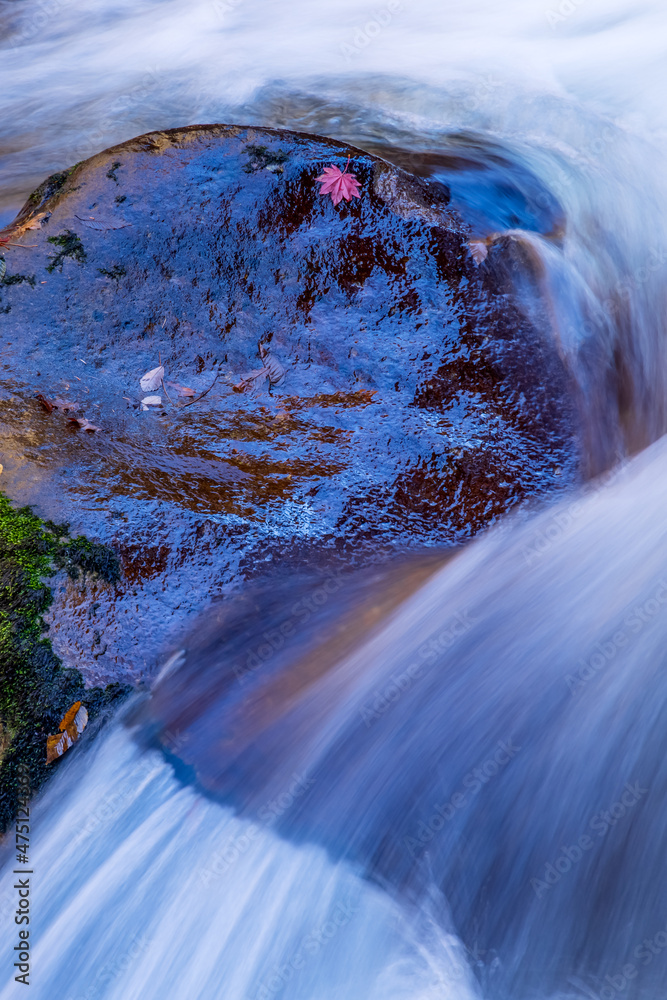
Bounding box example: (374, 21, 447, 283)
(3, 437, 667, 998)
(0, 723, 477, 1000)
(137, 435, 667, 1000)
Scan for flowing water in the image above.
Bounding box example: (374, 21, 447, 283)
(2, 0, 667, 997)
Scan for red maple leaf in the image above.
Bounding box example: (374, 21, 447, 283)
(316, 155, 361, 206)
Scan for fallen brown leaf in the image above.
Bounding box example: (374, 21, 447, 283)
(69, 417, 102, 432)
(75, 215, 131, 231)
(469, 240, 488, 265)
(234, 346, 286, 393)
(234, 365, 269, 393)
(179, 372, 220, 407)
(52, 398, 80, 413)
(59, 701, 88, 734)
(166, 381, 196, 397)
(259, 343, 286, 385)
(46, 701, 88, 764)
(0, 212, 47, 249)
(46, 731, 73, 764)
(22, 212, 48, 232)
(140, 365, 165, 391)
(36, 393, 54, 413)
(38, 394, 81, 414)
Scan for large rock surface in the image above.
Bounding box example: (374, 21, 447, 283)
(0, 124, 578, 685)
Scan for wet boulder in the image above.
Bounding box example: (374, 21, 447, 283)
(0, 124, 578, 684)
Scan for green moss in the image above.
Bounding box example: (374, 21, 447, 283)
(106, 161, 122, 184)
(46, 230, 86, 273)
(0, 260, 34, 311)
(98, 265, 126, 281)
(0, 496, 127, 832)
(1, 273, 36, 287)
(27, 164, 81, 210)
(242, 145, 288, 174)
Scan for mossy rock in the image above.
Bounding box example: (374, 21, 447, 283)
(0, 124, 581, 691)
(0, 494, 127, 832)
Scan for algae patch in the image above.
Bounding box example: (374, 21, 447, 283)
(242, 145, 288, 174)
(26, 164, 81, 212)
(98, 265, 126, 281)
(46, 230, 86, 273)
(106, 161, 122, 184)
(1, 273, 36, 288)
(0, 496, 127, 832)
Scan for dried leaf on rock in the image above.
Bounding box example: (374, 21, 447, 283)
(69, 416, 102, 432)
(234, 346, 287, 393)
(0, 212, 47, 249)
(59, 701, 88, 734)
(52, 398, 80, 413)
(76, 216, 131, 231)
(234, 366, 269, 393)
(264, 355, 286, 386)
(141, 395, 162, 406)
(140, 365, 165, 391)
(166, 381, 196, 397)
(469, 241, 488, 265)
(178, 372, 220, 407)
(37, 394, 81, 415)
(22, 213, 49, 231)
(46, 730, 73, 764)
(36, 393, 54, 413)
(259, 343, 286, 385)
(316, 156, 361, 206)
(46, 701, 88, 764)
